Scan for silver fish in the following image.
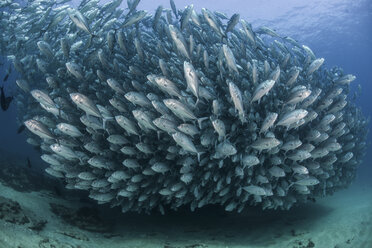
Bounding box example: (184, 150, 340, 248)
(251, 138, 281, 152)
(70, 93, 102, 118)
(276, 109, 308, 128)
(67, 8, 92, 35)
(121, 10, 147, 28)
(251, 80, 275, 103)
(260, 112, 278, 134)
(307, 58, 324, 75)
(30, 90, 55, 109)
(228, 80, 245, 122)
(222, 44, 239, 74)
(57, 123, 83, 137)
(24, 119, 55, 140)
(183, 61, 200, 103)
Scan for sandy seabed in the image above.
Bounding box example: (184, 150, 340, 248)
(0, 155, 371, 248)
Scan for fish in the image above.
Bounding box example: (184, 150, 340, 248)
(150, 75, 182, 99)
(151, 162, 170, 174)
(0, 86, 12, 111)
(260, 112, 278, 134)
(125, 91, 152, 107)
(153, 116, 177, 134)
(183, 61, 200, 104)
(127, 0, 141, 14)
(0, 1, 367, 214)
(251, 138, 281, 152)
(178, 123, 199, 137)
(169, 24, 190, 60)
(30, 90, 55, 109)
(70, 93, 102, 118)
(214, 141, 237, 158)
(240, 19, 256, 46)
(17, 124, 26, 134)
(251, 80, 275, 103)
(163, 99, 197, 122)
(307, 58, 324, 75)
(268, 166, 285, 177)
(287, 150, 312, 161)
(286, 67, 300, 86)
(37, 41, 54, 59)
(3, 73, 9, 82)
(225, 13, 240, 34)
(228, 80, 245, 122)
(288, 177, 320, 189)
(276, 109, 308, 128)
(57, 123, 83, 137)
(257, 26, 279, 37)
(115, 115, 140, 136)
(170, 0, 178, 18)
(122, 10, 147, 28)
(202, 8, 225, 37)
(286, 88, 312, 105)
(16, 79, 31, 93)
(24, 119, 55, 140)
(180, 5, 193, 31)
(211, 118, 226, 141)
(66, 62, 84, 80)
(223, 44, 239, 74)
(107, 78, 125, 94)
(291, 164, 309, 175)
(241, 155, 260, 168)
(243, 185, 267, 196)
(281, 139, 302, 152)
(132, 109, 157, 131)
(67, 8, 94, 36)
(335, 74, 356, 85)
(172, 131, 202, 161)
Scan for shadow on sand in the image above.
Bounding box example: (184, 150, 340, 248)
(95, 199, 334, 246)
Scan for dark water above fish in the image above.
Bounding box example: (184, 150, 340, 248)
(0, 0, 371, 247)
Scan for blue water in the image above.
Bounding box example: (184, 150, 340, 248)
(1, 0, 370, 182)
(0, 1, 371, 247)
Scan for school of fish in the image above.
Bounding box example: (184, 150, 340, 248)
(0, 0, 368, 213)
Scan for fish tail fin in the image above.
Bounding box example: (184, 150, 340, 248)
(194, 98, 200, 108)
(197, 117, 208, 129)
(239, 113, 247, 124)
(197, 151, 205, 163)
(286, 183, 294, 191)
(102, 119, 106, 131)
(102, 117, 114, 131)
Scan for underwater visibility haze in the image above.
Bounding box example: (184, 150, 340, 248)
(0, 0, 371, 247)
